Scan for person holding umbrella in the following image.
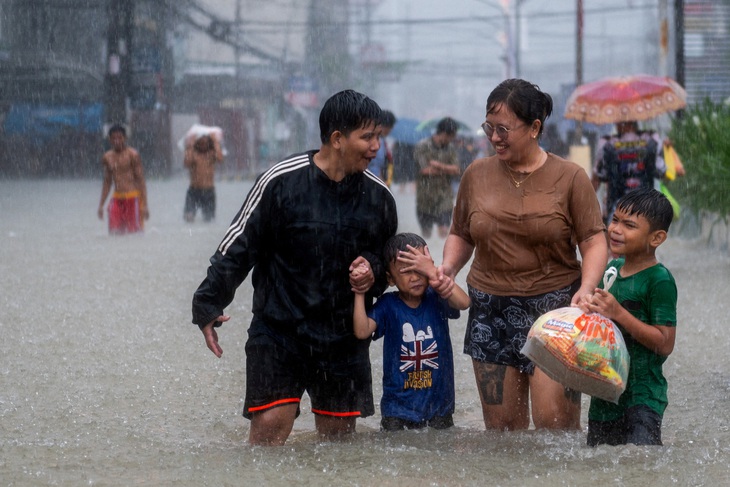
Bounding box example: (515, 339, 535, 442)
(563, 74, 688, 224)
(434, 79, 607, 431)
(593, 120, 664, 225)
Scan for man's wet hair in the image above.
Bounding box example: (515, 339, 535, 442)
(615, 188, 674, 232)
(383, 232, 428, 264)
(436, 117, 458, 135)
(319, 90, 382, 143)
(380, 110, 396, 129)
(108, 124, 126, 137)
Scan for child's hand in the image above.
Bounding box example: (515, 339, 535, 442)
(574, 292, 594, 314)
(430, 265, 454, 299)
(581, 288, 620, 320)
(349, 257, 373, 294)
(397, 245, 436, 279)
(431, 272, 455, 299)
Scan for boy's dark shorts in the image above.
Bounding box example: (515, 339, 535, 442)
(242, 318, 374, 420)
(381, 414, 454, 431)
(587, 405, 663, 446)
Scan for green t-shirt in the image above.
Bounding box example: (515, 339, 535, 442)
(588, 258, 678, 421)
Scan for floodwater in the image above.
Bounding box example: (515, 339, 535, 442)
(1, 176, 729, 486)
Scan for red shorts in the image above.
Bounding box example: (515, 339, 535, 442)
(108, 191, 142, 234)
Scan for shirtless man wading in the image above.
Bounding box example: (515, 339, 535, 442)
(98, 125, 149, 234)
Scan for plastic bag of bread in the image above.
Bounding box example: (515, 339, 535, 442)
(521, 306, 629, 403)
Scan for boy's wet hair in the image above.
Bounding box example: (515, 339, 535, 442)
(383, 232, 427, 264)
(319, 89, 382, 143)
(108, 124, 126, 137)
(615, 188, 674, 232)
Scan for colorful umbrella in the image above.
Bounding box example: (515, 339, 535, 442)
(564, 75, 687, 125)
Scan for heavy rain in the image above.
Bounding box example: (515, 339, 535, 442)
(2, 1, 730, 485)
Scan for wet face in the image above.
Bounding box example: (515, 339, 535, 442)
(335, 121, 381, 174)
(387, 255, 429, 303)
(607, 207, 654, 256)
(109, 131, 126, 152)
(484, 103, 535, 164)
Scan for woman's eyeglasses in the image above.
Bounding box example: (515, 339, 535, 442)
(481, 122, 524, 139)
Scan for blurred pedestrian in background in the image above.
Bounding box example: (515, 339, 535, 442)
(97, 125, 149, 234)
(183, 133, 224, 222)
(368, 109, 396, 186)
(414, 117, 460, 238)
(541, 123, 569, 158)
(593, 120, 663, 225)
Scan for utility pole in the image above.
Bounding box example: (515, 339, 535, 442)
(515, 0, 526, 78)
(675, 0, 684, 87)
(104, 0, 133, 128)
(675, 0, 685, 118)
(574, 0, 584, 143)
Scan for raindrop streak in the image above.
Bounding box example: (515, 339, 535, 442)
(0, 178, 729, 485)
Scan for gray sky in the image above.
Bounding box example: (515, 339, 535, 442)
(364, 0, 668, 129)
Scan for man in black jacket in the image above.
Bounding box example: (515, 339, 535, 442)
(192, 90, 398, 445)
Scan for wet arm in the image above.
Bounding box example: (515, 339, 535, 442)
(446, 279, 471, 310)
(586, 289, 676, 356)
(441, 234, 474, 279)
(429, 159, 461, 176)
(353, 292, 376, 340)
(573, 233, 608, 305)
(213, 138, 224, 163)
(98, 160, 112, 218)
(132, 152, 149, 216)
(183, 148, 194, 169)
(618, 311, 676, 357)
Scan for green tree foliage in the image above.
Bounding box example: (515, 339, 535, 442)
(668, 100, 730, 220)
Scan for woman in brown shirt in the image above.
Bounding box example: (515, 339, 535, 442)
(438, 79, 607, 431)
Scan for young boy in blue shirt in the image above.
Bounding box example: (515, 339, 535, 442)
(353, 233, 471, 431)
(578, 188, 677, 446)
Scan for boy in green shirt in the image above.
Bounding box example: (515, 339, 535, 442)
(578, 187, 677, 446)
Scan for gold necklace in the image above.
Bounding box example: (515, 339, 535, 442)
(503, 151, 545, 187)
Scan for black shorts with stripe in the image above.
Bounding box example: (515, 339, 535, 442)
(242, 316, 374, 420)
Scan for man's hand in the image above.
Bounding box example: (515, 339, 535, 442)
(97, 206, 104, 220)
(349, 256, 374, 294)
(201, 315, 230, 358)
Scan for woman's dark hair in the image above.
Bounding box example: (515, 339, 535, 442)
(319, 89, 382, 143)
(383, 232, 427, 264)
(614, 188, 674, 232)
(486, 79, 553, 136)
